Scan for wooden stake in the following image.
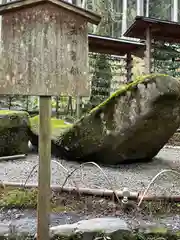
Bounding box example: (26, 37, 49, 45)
(37, 96, 51, 240)
(145, 26, 152, 74)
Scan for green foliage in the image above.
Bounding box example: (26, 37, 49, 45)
(153, 43, 180, 78)
(90, 54, 112, 108)
(149, 0, 172, 20)
(147, 0, 180, 77)
(0, 110, 28, 116)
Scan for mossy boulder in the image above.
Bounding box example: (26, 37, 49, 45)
(55, 74, 180, 164)
(0, 110, 29, 156)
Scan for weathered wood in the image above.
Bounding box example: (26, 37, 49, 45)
(37, 96, 51, 240)
(0, 0, 101, 24)
(145, 26, 152, 74)
(0, 3, 91, 96)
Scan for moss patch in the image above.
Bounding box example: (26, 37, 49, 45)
(0, 188, 38, 208)
(30, 116, 72, 140)
(90, 73, 169, 114)
(0, 110, 29, 130)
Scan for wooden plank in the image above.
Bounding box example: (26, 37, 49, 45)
(0, 3, 90, 96)
(37, 96, 51, 240)
(0, 0, 101, 24)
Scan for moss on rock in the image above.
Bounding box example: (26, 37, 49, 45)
(0, 110, 29, 156)
(29, 116, 72, 148)
(90, 73, 168, 114)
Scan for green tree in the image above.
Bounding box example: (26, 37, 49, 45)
(86, 0, 114, 109)
(147, 0, 180, 77)
(90, 54, 112, 108)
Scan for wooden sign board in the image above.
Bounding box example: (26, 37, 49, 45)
(0, 1, 100, 96)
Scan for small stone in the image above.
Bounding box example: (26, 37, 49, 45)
(107, 201, 116, 208)
(100, 112, 105, 120)
(97, 199, 106, 204)
(106, 130, 111, 135)
(15, 213, 24, 219)
(7, 210, 11, 215)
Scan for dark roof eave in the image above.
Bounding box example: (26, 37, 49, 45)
(124, 16, 180, 43)
(88, 34, 145, 56)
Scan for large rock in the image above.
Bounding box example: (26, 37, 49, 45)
(0, 110, 30, 156)
(49, 217, 180, 240)
(55, 74, 180, 164)
(50, 218, 130, 240)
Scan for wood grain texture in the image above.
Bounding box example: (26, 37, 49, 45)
(0, 3, 90, 96)
(0, 0, 101, 25)
(37, 96, 51, 240)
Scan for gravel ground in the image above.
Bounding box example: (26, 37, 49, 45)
(0, 147, 180, 195)
(0, 209, 84, 235)
(1, 208, 180, 235)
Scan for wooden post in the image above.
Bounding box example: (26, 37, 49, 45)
(145, 26, 152, 74)
(37, 96, 51, 240)
(126, 53, 133, 82)
(75, 0, 82, 120)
